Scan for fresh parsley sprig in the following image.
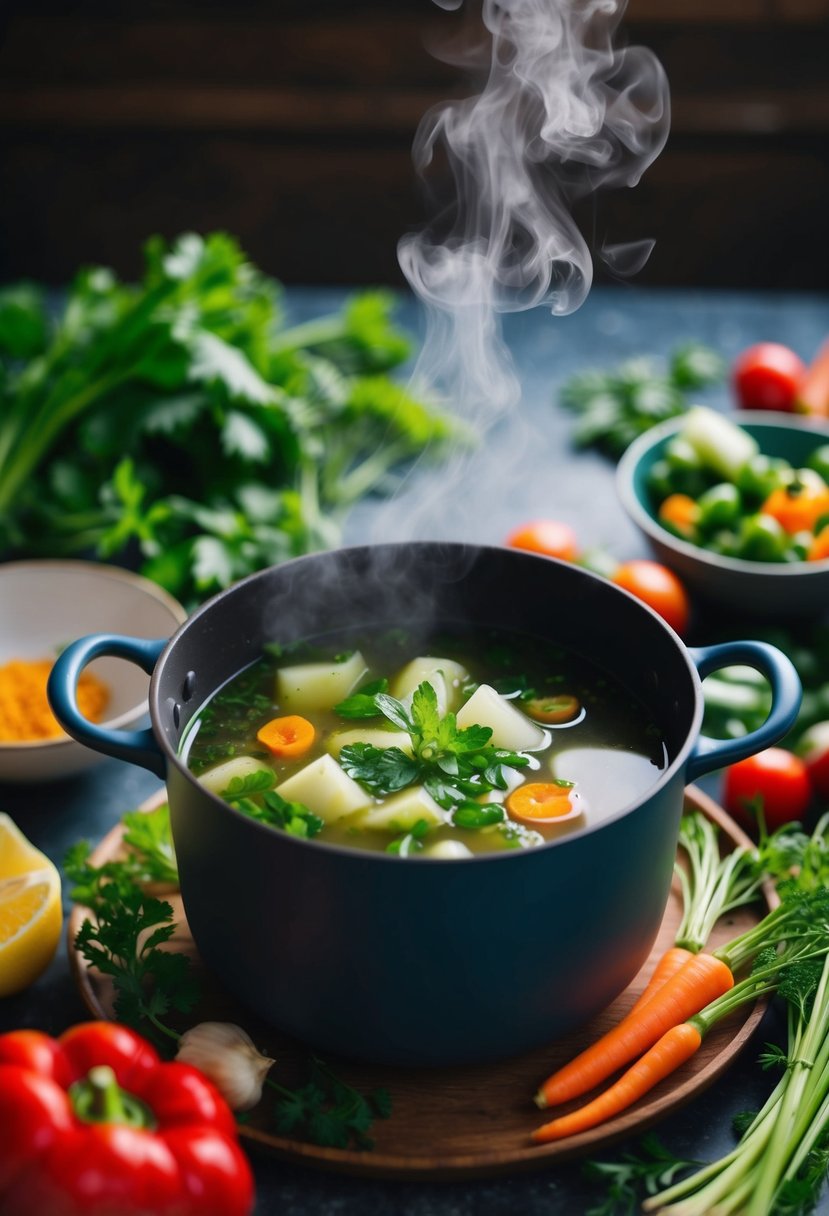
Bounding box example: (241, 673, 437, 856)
(65, 835, 199, 1046)
(220, 771, 325, 838)
(583, 1133, 698, 1216)
(340, 681, 529, 810)
(270, 1057, 391, 1150)
(334, 677, 390, 720)
(66, 802, 392, 1149)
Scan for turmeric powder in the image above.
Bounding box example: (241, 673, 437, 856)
(0, 658, 109, 742)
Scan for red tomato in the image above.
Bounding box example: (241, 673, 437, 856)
(732, 343, 807, 412)
(798, 721, 829, 801)
(610, 559, 690, 636)
(723, 747, 812, 834)
(505, 520, 579, 561)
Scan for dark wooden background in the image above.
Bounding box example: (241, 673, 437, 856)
(0, 0, 827, 290)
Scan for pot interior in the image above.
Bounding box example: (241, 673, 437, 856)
(154, 543, 699, 818)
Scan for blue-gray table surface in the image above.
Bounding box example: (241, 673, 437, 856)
(3, 285, 829, 1215)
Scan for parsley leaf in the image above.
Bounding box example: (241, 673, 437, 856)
(334, 677, 390, 719)
(66, 845, 199, 1043)
(339, 743, 420, 795)
(270, 1057, 392, 1151)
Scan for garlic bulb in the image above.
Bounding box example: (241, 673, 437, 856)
(176, 1022, 275, 1111)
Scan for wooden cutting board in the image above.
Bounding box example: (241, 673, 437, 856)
(68, 784, 775, 1180)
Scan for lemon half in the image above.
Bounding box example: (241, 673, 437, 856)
(0, 814, 62, 996)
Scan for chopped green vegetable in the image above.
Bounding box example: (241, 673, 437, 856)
(559, 344, 724, 458)
(0, 233, 458, 605)
(333, 678, 390, 720)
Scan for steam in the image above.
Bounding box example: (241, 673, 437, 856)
(360, 0, 669, 545)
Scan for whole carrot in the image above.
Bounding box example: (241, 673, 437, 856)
(532, 1022, 703, 1143)
(535, 952, 733, 1109)
(626, 945, 695, 1018)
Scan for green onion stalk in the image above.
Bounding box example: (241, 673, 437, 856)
(644, 923, 829, 1213)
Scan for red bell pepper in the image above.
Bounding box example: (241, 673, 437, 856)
(0, 1021, 254, 1216)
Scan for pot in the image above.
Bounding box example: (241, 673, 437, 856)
(49, 543, 800, 1066)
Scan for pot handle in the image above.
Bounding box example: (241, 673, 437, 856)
(685, 641, 802, 782)
(47, 634, 168, 778)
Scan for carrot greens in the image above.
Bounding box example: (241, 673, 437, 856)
(674, 809, 764, 953)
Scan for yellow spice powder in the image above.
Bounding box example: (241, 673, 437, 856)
(0, 658, 110, 742)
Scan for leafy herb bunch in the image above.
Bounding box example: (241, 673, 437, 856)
(0, 233, 458, 605)
(66, 802, 390, 1149)
(338, 680, 531, 835)
(560, 343, 725, 458)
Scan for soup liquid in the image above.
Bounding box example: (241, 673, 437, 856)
(182, 625, 667, 855)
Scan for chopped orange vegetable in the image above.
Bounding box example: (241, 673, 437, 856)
(256, 715, 315, 758)
(531, 1022, 703, 1142)
(524, 695, 580, 725)
(761, 482, 829, 535)
(0, 658, 109, 742)
(657, 493, 700, 539)
(626, 945, 696, 1018)
(506, 782, 580, 824)
(809, 524, 829, 562)
(534, 952, 733, 1109)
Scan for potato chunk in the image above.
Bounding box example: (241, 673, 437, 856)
(391, 656, 470, 715)
(327, 728, 413, 758)
(456, 684, 547, 751)
(276, 754, 370, 822)
(276, 651, 367, 714)
(199, 756, 274, 797)
(423, 839, 474, 859)
(357, 786, 445, 833)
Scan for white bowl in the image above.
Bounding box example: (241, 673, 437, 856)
(0, 561, 186, 783)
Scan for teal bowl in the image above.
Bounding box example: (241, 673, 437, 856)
(617, 411, 829, 617)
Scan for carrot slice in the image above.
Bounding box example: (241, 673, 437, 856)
(532, 1022, 703, 1143)
(761, 484, 829, 535)
(534, 952, 732, 1108)
(506, 783, 580, 824)
(809, 524, 829, 562)
(657, 494, 700, 540)
(256, 715, 315, 758)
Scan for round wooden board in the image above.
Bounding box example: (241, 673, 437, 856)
(68, 784, 775, 1180)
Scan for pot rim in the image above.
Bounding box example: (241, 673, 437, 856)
(151, 541, 705, 865)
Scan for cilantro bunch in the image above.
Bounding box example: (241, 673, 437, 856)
(339, 681, 529, 814)
(0, 233, 458, 605)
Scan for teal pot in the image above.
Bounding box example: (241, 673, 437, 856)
(49, 543, 800, 1066)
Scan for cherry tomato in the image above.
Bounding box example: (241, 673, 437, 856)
(611, 559, 690, 636)
(797, 721, 829, 801)
(505, 520, 579, 561)
(723, 747, 812, 834)
(732, 343, 806, 412)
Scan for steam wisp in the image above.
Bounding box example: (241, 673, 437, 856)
(364, 0, 670, 545)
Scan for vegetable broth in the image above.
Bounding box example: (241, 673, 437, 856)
(182, 626, 667, 856)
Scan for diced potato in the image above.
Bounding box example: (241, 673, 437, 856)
(276, 754, 370, 822)
(357, 786, 445, 833)
(199, 756, 274, 797)
(276, 651, 367, 714)
(456, 684, 547, 751)
(391, 656, 470, 714)
(423, 839, 474, 860)
(327, 728, 413, 758)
